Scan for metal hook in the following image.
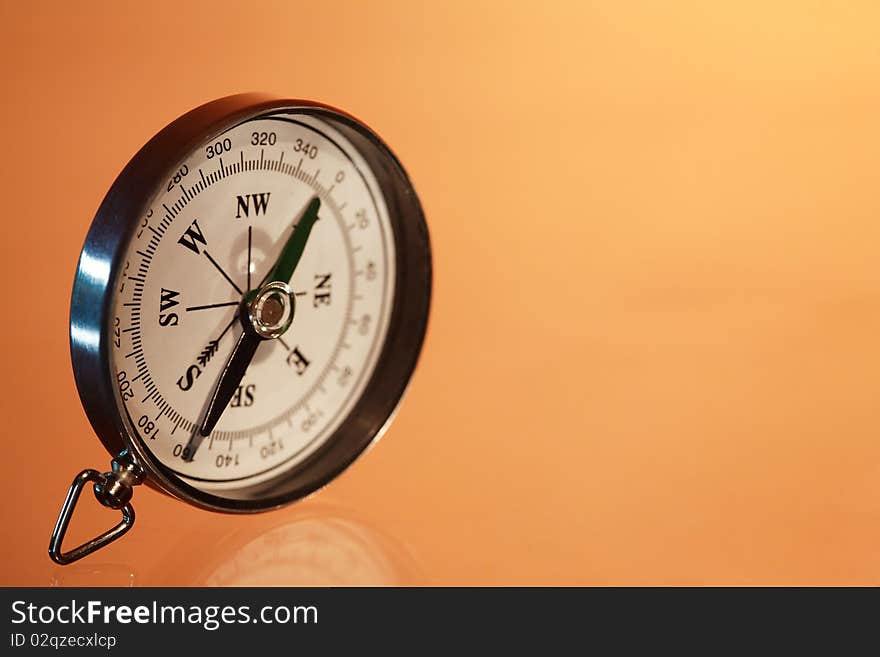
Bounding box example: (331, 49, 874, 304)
(48, 451, 144, 565)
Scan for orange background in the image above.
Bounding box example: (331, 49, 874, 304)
(1, 1, 879, 585)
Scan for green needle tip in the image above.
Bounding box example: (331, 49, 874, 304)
(267, 196, 321, 284)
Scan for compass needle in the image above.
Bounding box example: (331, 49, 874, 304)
(53, 95, 430, 564)
(196, 196, 321, 441)
(197, 329, 261, 438)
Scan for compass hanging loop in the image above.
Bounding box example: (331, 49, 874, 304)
(49, 451, 145, 565)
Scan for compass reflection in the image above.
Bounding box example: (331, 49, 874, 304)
(158, 502, 423, 586)
(47, 501, 421, 586)
(49, 564, 137, 587)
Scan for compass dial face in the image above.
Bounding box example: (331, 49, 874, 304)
(108, 113, 395, 491)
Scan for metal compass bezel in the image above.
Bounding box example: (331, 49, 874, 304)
(69, 93, 431, 513)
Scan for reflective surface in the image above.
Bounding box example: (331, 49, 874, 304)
(2, 2, 880, 585)
(48, 500, 421, 587)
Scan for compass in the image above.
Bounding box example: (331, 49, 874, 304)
(49, 94, 431, 565)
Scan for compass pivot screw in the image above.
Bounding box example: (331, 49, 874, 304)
(247, 281, 296, 339)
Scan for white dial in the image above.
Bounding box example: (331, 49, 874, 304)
(109, 114, 395, 490)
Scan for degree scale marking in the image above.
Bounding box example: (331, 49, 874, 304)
(125, 157, 357, 442)
(111, 117, 392, 485)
